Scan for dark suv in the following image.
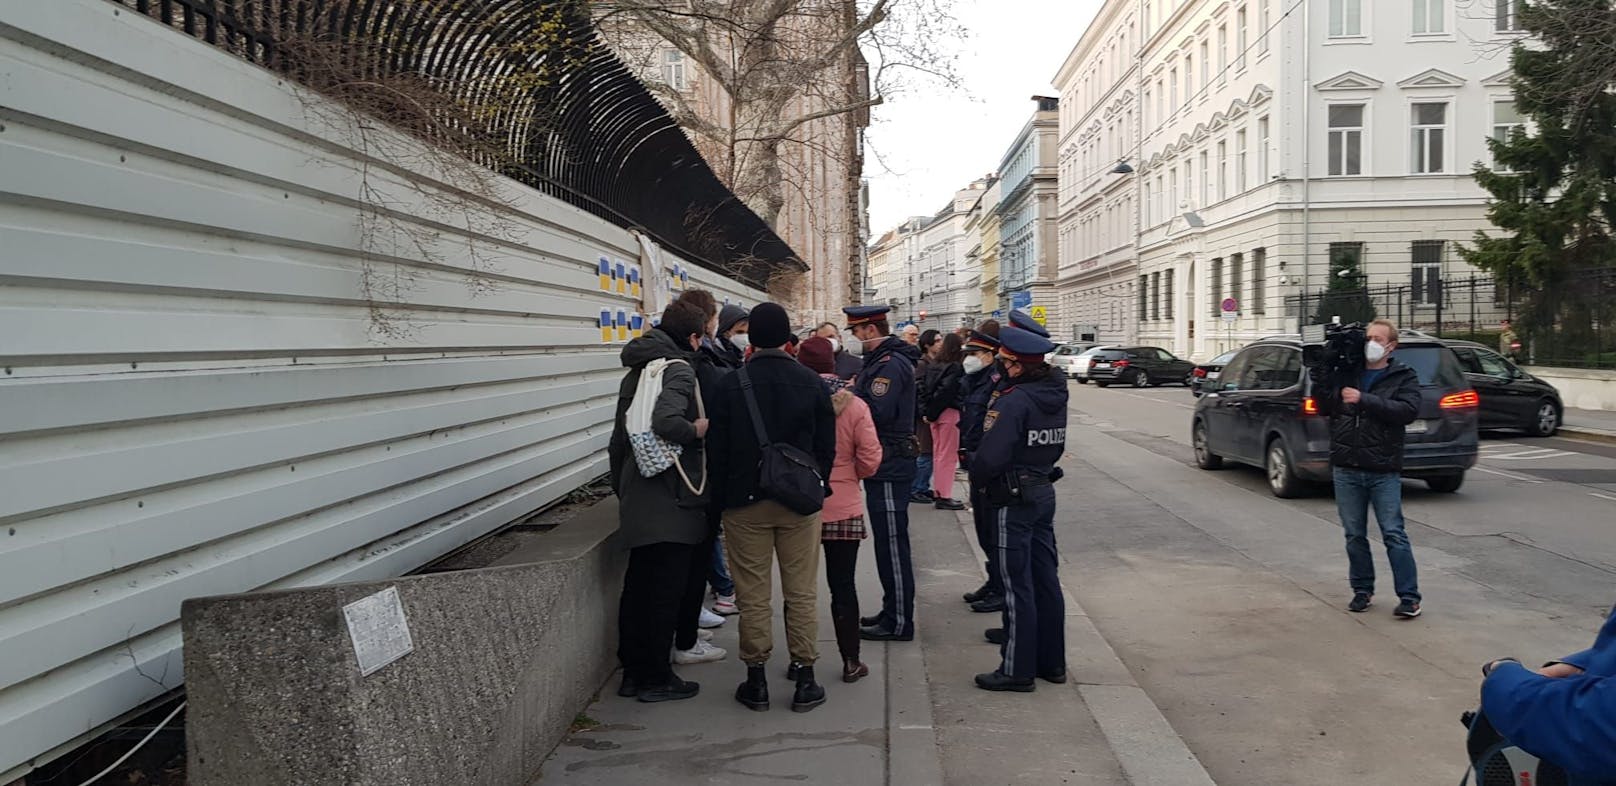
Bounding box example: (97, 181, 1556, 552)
(1089, 346, 1195, 388)
(1446, 340, 1563, 436)
(1191, 337, 1479, 497)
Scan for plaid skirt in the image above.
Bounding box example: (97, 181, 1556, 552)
(820, 516, 866, 542)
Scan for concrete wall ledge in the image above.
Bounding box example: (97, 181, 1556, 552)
(182, 498, 625, 786)
(1524, 366, 1616, 412)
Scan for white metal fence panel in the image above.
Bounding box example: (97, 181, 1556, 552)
(0, 1, 764, 777)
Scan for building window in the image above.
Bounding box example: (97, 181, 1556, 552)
(1411, 102, 1447, 174)
(1217, 141, 1229, 201)
(1144, 86, 1153, 128)
(1328, 104, 1365, 176)
(1492, 100, 1523, 171)
(1170, 169, 1179, 211)
(1237, 6, 1249, 71)
(1199, 42, 1210, 90)
(1200, 151, 1210, 206)
(1235, 129, 1249, 192)
(1496, 0, 1524, 31)
(1165, 269, 1175, 320)
(1412, 240, 1444, 305)
(1210, 257, 1224, 318)
(1145, 0, 1153, 35)
(1157, 174, 1167, 219)
(1157, 78, 1166, 122)
(1329, 0, 1363, 37)
(1217, 26, 1229, 87)
(1252, 247, 1267, 314)
(1152, 271, 1162, 320)
(1413, 0, 1444, 34)
(1259, 0, 1271, 53)
(1170, 69, 1179, 109)
(1143, 180, 1153, 226)
(662, 49, 688, 89)
(1230, 252, 1244, 309)
(1185, 55, 1194, 103)
(1257, 116, 1270, 181)
(1185, 161, 1195, 209)
(1138, 275, 1149, 322)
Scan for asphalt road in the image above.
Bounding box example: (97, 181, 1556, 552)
(1053, 378, 1616, 784)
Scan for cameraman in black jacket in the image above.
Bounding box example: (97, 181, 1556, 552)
(1316, 319, 1426, 619)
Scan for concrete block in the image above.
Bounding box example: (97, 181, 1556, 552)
(182, 499, 625, 786)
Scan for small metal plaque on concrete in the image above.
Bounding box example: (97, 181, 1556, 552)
(342, 586, 414, 676)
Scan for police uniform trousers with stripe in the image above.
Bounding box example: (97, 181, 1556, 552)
(970, 484, 1003, 595)
(865, 472, 916, 636)
(994, 483, 1064, 678)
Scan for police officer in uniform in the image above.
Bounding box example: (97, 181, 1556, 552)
(844, 305, 922, 641)
(971, 326, 1069, 691)
(959, 327, 1008, 613)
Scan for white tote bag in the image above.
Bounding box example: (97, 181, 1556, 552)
(626, 358, 706, 494)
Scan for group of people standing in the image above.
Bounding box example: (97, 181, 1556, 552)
(606, 290, 1073, 715)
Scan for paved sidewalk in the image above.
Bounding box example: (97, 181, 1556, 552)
(538, 501, 1214, 785)
(1563, 406, 1616, 442)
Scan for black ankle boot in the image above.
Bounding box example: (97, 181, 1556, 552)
(735, 664, 769, 712)
(791, 664, 827, 713)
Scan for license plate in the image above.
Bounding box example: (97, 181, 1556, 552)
(1095, 362, 1111, 369)
(1206, 371, 1220, 380)
(1405, 420, 1428, 434)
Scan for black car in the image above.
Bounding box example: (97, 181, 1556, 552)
(1190, 349, 1241, 397)
(1089, 346, 1195, 388)
(1446, 340, 1563, 436)
(1191, 337, 1479, 497)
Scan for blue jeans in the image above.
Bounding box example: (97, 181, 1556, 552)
(1333, 467, 1421, 603)
(709, 533, 735, 597)
(911, 455, 933, 496)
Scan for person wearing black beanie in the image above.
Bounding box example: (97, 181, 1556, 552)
(745, 302, 792, 350)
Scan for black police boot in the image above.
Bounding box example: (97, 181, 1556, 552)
(975, 670, 1036, 693)
(859, 621, 913, 641)
(963, 582, 992, 604)
(984, 627, 1007, 645)
(616, 673, 640, 698)
(934, 497, 966, 511)
(637, 673, 700, 703)
(735, 664, 770, 712)
(791, 665, 827, 713)
(970, 592, 1006, 613)
(1038, 667, 1069, 684)
(859, 612, 886, 627)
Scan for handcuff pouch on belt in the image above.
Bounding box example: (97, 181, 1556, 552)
(985, 468, 1052, 506)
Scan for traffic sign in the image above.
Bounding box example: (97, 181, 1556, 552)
(1220, 297, 1238, 313)
(1029, 305, 1048, 326)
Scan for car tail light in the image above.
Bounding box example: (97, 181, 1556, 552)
(1302, 397, 1319, 415)
(1113, 359, 1130, 368)
(1192, 368, 1207, 377)
(1087, 358, 1097, 368)
(1440, 390, 1480, 409)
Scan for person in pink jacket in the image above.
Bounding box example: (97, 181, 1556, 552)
(798, 337, 883, 682)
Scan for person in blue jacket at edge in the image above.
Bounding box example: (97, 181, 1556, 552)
(1481, 601, 1616, 781)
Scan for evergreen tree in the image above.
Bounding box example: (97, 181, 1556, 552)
(1460, 0, 1616, 364)
(1311, 244, 1377, 325)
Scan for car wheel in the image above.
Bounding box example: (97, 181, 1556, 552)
(1131, 370, 1150, 388)
(1076, 378, 1089, 385)
(1265, 437, 1303, 498)
(1094, 381, 1110, 388)
(1425, 473, 1465, 493)
(1530, 400, 1560, 437)
(1193, 420, 1223, 470)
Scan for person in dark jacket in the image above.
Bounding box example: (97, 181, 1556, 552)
(815, 322, 864, 380)
(910, 329, 941, 502)
(922, 333, 967, 510)
(958, 323, 1006, 613)
(714, 304, 749, 366)
(708, 302, 837, 713)
(1481, 600, 1616, 781)
(970, 327, 1069, 692)
(1315, 318, 1425, 619)
(846, 306, 923, 642)
(606, 299, 713, 703)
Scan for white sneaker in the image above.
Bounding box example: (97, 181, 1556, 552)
(712, 594, 739, 615)
(671, 639, 727, 664)
(699, 607, 725, 628)
(697, 628, 714, 642)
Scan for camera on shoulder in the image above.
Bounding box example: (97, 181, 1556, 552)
(1301, 321, 1367, 393)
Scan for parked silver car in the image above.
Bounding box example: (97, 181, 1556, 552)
(1048, 343, 1100, 379)
(1069, 345, 1121, 383)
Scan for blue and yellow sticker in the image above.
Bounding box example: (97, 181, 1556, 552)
(616, 309, 629, 342)
(630, 312, 645, 338)
(629, 266, 642, 298)
(599, 307, 613, 342)
(598, 257, 612, 291)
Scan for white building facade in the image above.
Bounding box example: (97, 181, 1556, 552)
(1058, 0, 1521, 359)
(996, 98, 1062, 329)
(868, 181, 987, 329)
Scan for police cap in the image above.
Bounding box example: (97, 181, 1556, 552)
(1008, 309, 1050, 338)
(964, 330, 1001, 352)
(997, 326, 1055, 363)
(843, 304, 891, 329)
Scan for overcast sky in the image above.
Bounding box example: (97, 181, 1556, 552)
(864, 0, 1103, 234)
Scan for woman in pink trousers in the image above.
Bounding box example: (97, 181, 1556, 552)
(922, 333, 967, 510)
(798, 337, 882, 682)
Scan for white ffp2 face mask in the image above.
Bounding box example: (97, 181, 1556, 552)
(828, 338, 841, 353)
(962, 355, 986, 375)
(843, 333, 864, 357)
(1365, 340, 1389, 363)
(730, 333, 751, 352)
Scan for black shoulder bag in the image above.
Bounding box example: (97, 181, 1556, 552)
(737, 367, 826, 515)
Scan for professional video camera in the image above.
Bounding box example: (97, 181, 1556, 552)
(1301, 321, 1367, 394)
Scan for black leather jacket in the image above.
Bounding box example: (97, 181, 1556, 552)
(1317, 361, 1422, 473)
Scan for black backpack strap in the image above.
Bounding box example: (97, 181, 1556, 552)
(736, 367, 772, 449)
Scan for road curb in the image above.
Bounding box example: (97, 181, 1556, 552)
(954, 510, 1217, 786)
(1559, 424, 1616, 446)
(883, 623, 944, 786)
